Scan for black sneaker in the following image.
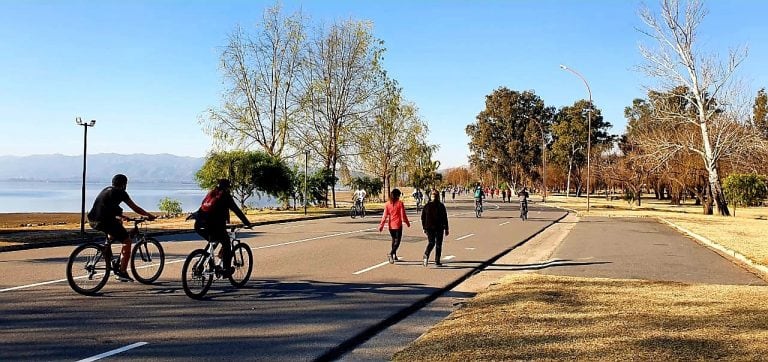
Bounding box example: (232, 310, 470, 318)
(435, 261, 443, 267)
(114, 270, 134, 282)
(221, 267, 234, 278)
(388, 254, 394, 264)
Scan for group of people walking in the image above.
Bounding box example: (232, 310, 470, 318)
(379, 188, 449, 267)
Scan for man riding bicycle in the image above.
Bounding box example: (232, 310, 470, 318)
(412, 188, 424, 208)
(87, 174, 157, 282)
(473, 185, 485, 211)
(193, 179, 252, 278)
(518, 187, 530, 216)
(353, 187, 367, 209)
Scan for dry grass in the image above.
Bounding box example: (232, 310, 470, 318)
(542, 194, 768, 267)
(394, 273, 768, 361)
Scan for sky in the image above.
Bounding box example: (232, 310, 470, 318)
(2, 0, 767, 169)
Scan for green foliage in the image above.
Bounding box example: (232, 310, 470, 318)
(350, 175, 383, 200)
(723, 174, 768, 207)
(304, 168, 338, 206)
(754, 88, 768, 139)
(195, 150, 294, 208)
(158, 197, 182, 215)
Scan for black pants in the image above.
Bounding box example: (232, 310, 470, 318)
(194, 220, 232, 269)
(424, 230, 444, 262)
(389, 228, 403, 256)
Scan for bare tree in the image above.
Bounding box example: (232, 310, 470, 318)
(201, 4, 306, 157)
(294, 19, 385, 207)
(637, 0, 757, 215)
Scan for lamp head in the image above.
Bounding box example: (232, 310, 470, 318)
(559, 64, 568, 70)
(89, 120, 96, 126)
(75, 117, 83, 125)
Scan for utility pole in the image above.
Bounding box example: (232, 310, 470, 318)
(304, 150, 309, 215)
(76, 117, 96, 238)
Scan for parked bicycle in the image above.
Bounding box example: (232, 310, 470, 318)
(66, 217, 165, 295)
(350, 199, 366, 219)
(181, 224, 253, 299)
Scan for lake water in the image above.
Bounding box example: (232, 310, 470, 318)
(0, 180, 277, 213)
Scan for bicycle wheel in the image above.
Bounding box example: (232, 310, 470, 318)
(360, 206, 366, 218)
(475, 206, 481, 218)
(181, 249, 214, 299)
(350, 206, 357, 219)
(66, 243, 110, 295)
(131, 237, 165, 284)
(228, 243, 253, 287)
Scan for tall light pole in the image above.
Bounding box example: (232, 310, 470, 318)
(304, 150, 309, 215)
(533, 117, 547, 202)
(76, 117, 96, 237)
(559, 64, 592, 213)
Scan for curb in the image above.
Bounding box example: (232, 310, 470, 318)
(657, 217, 768, 281)
(315, 208, 571, 362)
(0, 212, 365, 253)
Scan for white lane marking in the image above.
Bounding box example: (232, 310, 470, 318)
(1, 259, 186, 293)
(455, 233, 475, 241)
(442, 255, 456, 261)
(352, 261, 391, 275)
(78, 342, 148, 362)
(254, 227, 376, 250)
(499, 221, 510, 226)
(465, 247, 476, 250)
(269, 224, 307, 230)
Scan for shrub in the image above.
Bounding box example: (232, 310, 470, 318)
(722, 174, 768, 207)
(158, 197, 183, 216)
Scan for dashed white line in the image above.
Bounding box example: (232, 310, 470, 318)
(442, 255, 456, 261)
(455, 233, 475, 241)
(78, 342, 148, 362)
(499, 221, 510, 226)
(352, 261, 391, 275)
(465, 247, 476, 251)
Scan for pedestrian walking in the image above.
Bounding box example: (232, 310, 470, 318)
(421, 189, 449, 267)
(379, 188, 411, 263)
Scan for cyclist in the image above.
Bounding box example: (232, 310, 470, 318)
(518, 187, 530, 217)
(87, 174, 157, 282)
(193, 179, 252, 278)
(353, 187, 367, 211)
(473, 184, 485, 212)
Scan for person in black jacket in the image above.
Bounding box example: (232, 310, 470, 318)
(421, 189, 450, 267)
(194, 179, 252, 277)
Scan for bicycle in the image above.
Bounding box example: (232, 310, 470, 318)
(415, 198, 423, 213)
(520, 200, 528, 221)
(350, 200, 366, 219)
(475, 200, 483, 218)
(66, 217, 165, 296)
(181, 224, 253, 299)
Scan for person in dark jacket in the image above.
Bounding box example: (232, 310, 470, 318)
(194, 179, 252, 277)
(88, 174, 157, 282)
(421, 189, 450, 267)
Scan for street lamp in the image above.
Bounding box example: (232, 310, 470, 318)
(304, 150, 309, 215)
(559, 64, 592, 213)
(75, 117, 96, 237)
(532, 117, 547, 202)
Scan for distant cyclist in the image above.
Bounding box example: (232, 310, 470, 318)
(412, 188, 424, 208)
(473, 185, 485, 211)
(518, 187, 530, 216)
(87, 174, 157, 282)
(353, 187, 367, 209)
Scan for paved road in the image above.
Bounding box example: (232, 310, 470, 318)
(0, 197, 566, 361)
(540, 216, 766, 285)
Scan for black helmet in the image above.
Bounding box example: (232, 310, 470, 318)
(112, 174, 128, 187)
(217, 179, 231, 189)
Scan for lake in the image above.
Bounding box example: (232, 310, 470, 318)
(0, 180, 277, 213)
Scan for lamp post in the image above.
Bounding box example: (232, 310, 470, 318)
(533, 117, 547, 202)
(559, 64, 592, 213)
(304, 150, 309, 215)
(76, 117, 96, 237)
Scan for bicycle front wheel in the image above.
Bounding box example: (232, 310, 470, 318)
(181, 249, 214, 299)
(350, 206, 357, 219)
(360, 206, 366, 218)
(131, 237, 165, 284)
(228, 243, 253, 287)
(66, 243, 110, 296)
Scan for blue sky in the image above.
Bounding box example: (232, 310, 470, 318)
(2, 0, 767, 168)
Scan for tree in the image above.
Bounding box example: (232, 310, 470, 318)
(754, 88, 768, 139)
(466, 88, 552, 190)
(349, 175, 384, 201)
(355, 79, 429, 198)
(158, 197, 182, 216)
(195, 150, 294, 209)
(443, 167, 473, 187)
(550, 100, 612, 197)
(295, 19, 386, 208)
(637, 0, 759, 216)
(201, 3, 306, 157)
(723, 174, 768, 209)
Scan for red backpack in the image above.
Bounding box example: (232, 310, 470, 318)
(200, 189, 223, 213)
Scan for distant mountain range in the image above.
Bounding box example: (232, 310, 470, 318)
(0, 154, 204, 183)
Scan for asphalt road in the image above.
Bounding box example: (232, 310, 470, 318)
(0, 197, 566, 361)
(541, 216, 766, 285)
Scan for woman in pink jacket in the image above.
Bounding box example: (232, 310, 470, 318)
(379, 188, 411, 263)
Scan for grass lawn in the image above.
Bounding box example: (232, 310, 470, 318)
(395, 274, 768, 361)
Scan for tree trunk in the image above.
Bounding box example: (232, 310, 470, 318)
(699, 115, 730, 216)
(566, 156, 573, 198)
